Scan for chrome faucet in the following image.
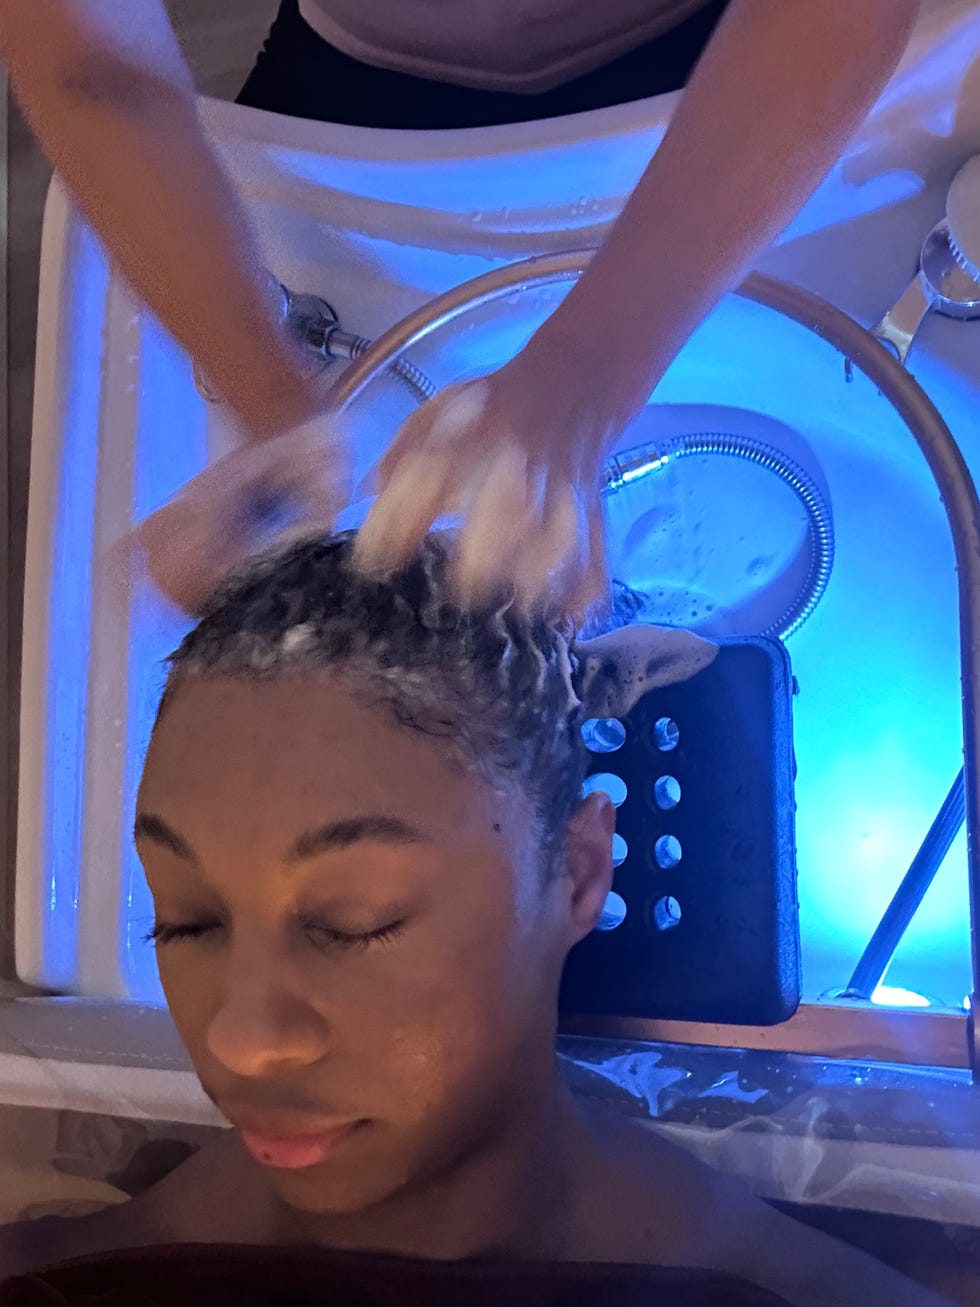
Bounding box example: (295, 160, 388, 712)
(864, 152, 980, 370)
(193, 273, 437, 408)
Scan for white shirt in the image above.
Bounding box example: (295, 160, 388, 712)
(298, 0, 712, 94)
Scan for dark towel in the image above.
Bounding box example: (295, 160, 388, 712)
(1, 1241, 794, 1306)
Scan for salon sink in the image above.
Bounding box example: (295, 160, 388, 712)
(6, 0, 980, 1136)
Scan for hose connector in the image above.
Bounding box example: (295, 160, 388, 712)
(193, 275, 436, 409)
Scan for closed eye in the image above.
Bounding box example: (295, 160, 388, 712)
(141, 918, 407, 952)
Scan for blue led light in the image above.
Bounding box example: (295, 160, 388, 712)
(581, 717, 626, 753)
(597, 891, 628, 931)
(653, 896, 682, 932)
(42, 227, 106, 987)
(120, 314, 208, 1005)
(654, 776, 682, 810)
(653, 718, 680, 752)
(582, 773, 628, 806)
(653, 835, 683, 870)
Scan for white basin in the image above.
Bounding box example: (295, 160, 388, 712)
(7, 0, 980, 1121)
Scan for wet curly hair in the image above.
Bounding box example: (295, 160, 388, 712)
(156, 530, 598, 868)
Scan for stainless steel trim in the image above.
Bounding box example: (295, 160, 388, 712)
(868, 220, 980, 367)
(560, 1002, 971, 1069)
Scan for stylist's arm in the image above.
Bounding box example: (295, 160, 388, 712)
(1, 0, 350, 612)
(354, 0, 920, 623)
(0, 0, 322, 440)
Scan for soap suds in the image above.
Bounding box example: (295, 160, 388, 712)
(160, 530, 718, 855)
(575, 624, 719, 719)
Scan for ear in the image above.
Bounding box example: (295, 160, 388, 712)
(561, 790, 616, 948)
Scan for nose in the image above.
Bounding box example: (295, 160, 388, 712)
(204, 951, 330, 1077)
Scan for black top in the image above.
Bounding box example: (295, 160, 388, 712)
(0, 1241, 794, 1306)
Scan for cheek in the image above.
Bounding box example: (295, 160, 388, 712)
(372, 998, 523, 1142)
(379, 884, 537, 1025)
(357, 904, 547, 1101)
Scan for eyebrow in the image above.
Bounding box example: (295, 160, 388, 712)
(133, 812, 429, 865)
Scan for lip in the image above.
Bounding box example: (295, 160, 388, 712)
(238, 1122, 359, 1170)
(221, 1107, 363, 1170)
(223, 1107, 357, 1138)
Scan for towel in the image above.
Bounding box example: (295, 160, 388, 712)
(0, 1240, 794, 1306)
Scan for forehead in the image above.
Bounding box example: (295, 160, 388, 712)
(140, 674, 519, 851)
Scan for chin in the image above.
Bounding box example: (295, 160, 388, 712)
(273, 1176, 388, 1218)
(268, 1149, 417, 1219)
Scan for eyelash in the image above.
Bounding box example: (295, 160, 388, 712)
(140, 918, 406, 953)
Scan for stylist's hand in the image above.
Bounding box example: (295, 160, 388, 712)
(352, 348, 615, 625)
(123, 413, 352, 616)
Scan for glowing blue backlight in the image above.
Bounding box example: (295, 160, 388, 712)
(581, 718, 626, 753)
(597, 891, 628, 931)
(582, 773, 628, 806)
(871, 985, 931, 1008)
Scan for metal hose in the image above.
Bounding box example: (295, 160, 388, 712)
(324, 328, 438, 407)
(192, 282, 439, 410)
(601, 432, 835, 641)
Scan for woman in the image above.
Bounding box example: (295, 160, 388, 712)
(0, 0, 919, 619)
(0, 530, 953, 1304)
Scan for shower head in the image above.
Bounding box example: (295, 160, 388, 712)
(947, 153, 980, 283)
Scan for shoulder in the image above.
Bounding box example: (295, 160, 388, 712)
(0, 1134, 239, 1283)
(567, 1104, 759, 1264)
(0, 1211, 102, 1281)
(743, 1201, 957, 1307)
(576, 1109, 952, 1305)
(0, 1197, 154, 1282)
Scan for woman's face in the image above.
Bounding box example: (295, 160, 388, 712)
(136, 673, 612, 1218)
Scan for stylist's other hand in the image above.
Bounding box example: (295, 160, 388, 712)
(352, 351, 614, 626)
(126, 414, 352, 616)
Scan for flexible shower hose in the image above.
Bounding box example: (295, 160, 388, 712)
(601, 432, 836, 641)
(324, 328, 438, 407)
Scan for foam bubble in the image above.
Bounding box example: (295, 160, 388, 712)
(281, 622, 317, 656)
(574, 624, 719, 719)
